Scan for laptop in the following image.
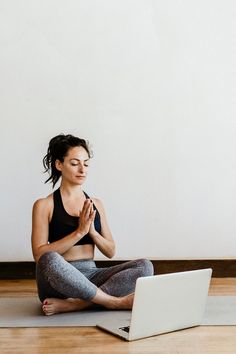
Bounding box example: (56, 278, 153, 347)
(97, 268, 212, 341)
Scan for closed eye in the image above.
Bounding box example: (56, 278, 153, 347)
(70, 158, 90, 167)
(71, 163, 89, 167)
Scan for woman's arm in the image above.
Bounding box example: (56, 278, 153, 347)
(89, 198, 116, 259)
(31, 197, 95, 262)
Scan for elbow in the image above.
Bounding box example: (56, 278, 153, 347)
(107, 245, 116, 259)
(33, 251, 42, 264)
(32, 248, 40, 263)
(32, 246, 48, 264)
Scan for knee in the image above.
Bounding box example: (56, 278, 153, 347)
(136, 259, 154, 277)
(37, 251, 61, 269)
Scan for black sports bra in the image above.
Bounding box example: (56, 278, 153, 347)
(48, 188, 101, 245)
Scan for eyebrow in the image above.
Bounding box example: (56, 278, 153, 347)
(70, 158, 90, 162)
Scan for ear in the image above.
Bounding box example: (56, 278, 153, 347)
(55, 159, 63, 172)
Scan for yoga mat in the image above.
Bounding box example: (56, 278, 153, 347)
(202, 296, 236, 326)
(0, 296, 236, 328)
(0, 297, 130, 327)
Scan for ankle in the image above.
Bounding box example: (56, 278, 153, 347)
(105, 296, 121, 310)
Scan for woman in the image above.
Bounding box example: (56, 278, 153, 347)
(31, 134, 153, 315)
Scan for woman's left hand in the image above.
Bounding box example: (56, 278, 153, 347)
(89, 202, 96, 236)
(87, 198, 116, 259)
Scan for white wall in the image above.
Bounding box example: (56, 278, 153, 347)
(0, 0, 235, 261)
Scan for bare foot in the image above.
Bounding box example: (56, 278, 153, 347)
(120, 293, 134, 309)
(105, 293, 134, 310)
(42, 298, 91, 316)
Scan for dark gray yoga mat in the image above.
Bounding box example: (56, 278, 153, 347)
(0, 296, 236, 328)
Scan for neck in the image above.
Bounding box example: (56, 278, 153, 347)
(59, 181, 83, 197)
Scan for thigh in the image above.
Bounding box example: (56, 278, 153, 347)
(90, 259, 153, 288)
(36, 252, 98, 302)
(69, 259, 99, 279)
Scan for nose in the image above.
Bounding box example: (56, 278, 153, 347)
(78, 163, 86, 173)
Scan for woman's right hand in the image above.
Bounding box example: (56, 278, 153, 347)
(77, 199, 96, 237)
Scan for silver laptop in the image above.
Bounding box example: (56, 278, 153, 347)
(97, 268, 212, 341)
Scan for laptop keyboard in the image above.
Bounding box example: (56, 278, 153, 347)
(119, 326, 130, 333)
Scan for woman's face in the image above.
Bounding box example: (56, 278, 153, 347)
(55, 146, 90, 185)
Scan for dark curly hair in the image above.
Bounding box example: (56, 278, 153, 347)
(43, 134, 92, 187)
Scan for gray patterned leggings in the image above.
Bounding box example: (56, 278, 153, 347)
(36, 251, 154, 303)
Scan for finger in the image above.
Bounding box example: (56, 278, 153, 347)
(79, 199, 90, 218)
(90, 209, 96, 221)
(89, 201, 94, 213)
(87, 204, 94, 220)
(84, 200, 92, 218)
(82, 199, 90, 210)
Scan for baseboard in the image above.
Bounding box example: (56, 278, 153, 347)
(1, 259, 236, 279)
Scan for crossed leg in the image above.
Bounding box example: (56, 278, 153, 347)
(36, 252, 153, 315)
(42, 290, 135, 316)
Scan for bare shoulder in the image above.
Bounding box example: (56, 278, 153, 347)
(32, 193, 53, 215)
